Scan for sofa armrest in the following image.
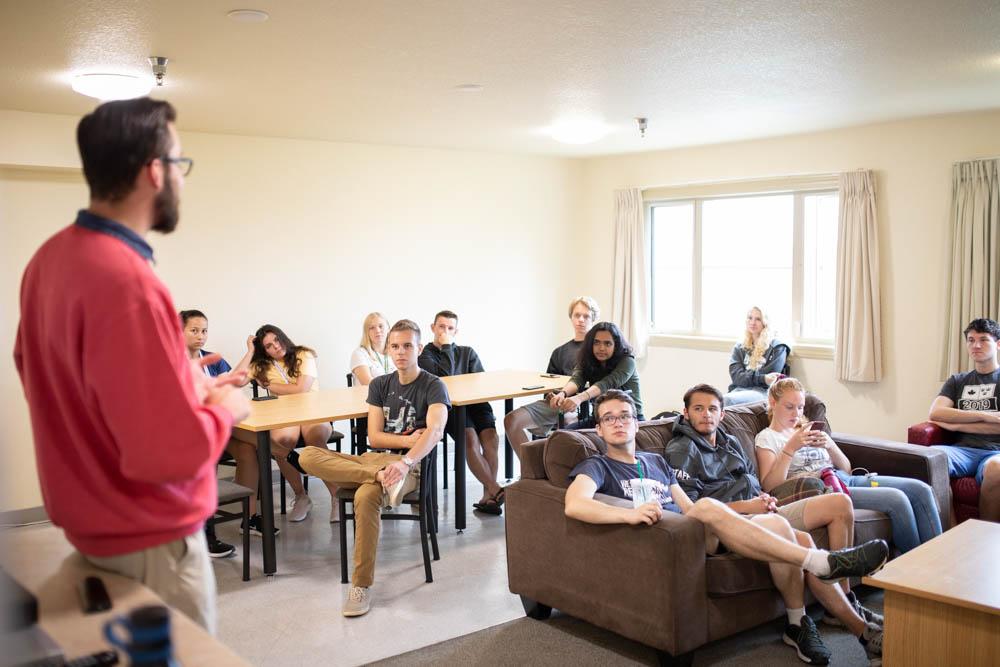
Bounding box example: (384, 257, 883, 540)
(505, 479, 709, 655)
(832, 432, 952, 529)
(907, 421, 955, 446)
(519, 440, 547, 479)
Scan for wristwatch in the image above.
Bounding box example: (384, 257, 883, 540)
(402, 456, 416, 469)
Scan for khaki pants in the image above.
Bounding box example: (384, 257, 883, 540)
(83, 530, 217, 634)
(298, 448, 403, 588)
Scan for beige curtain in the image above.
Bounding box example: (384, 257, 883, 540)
(835, 170, 883, 382)
(941, 159, 1000, 376)
(611, 188, 649, 358)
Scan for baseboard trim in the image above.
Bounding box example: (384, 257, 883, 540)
(0, 506, 50, 527)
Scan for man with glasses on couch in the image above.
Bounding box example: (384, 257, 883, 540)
(566, 390, 887, 665)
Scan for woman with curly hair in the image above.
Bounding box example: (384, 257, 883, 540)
(236, 324, 338, 526)
(550, 321, 644, 427)
(723, 306, 791, 406)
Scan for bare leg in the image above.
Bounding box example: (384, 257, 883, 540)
(225, 438, 260, 515)
(479, 428, 500, 479)
(980, 456, 1000, 522)
(271, 426, 305, 496)
(800, 493, 854, 592)
(749, 514, 805, 610)
(465, 427, 501, 502)
(796, 531, 866, 636)
(503, 409, 537, 459)
(687, 498, 811, 566)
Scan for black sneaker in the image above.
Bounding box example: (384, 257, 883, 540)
(783, 616, 831, 664)
(822, 590, 884, 628)
(818, 539, 889, 583)
(241, 514, 281, 537)
(207, 536, 236, 558)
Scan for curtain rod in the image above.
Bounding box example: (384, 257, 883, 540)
(639, 170, 849, 192)
(954, 156, 1000, 164)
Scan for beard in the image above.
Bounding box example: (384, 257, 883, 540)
(152, 175, 179, 233)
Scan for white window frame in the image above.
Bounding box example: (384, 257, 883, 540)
(647, 187, 838, 359)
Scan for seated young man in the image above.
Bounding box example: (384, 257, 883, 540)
(664, 384, 886, 660)
(418, 309, 504, 514)
(504, 296, 599, 459)
(287, 319, 449, 617)
(928, 317, 1000, 522)
(565, 390, 887, 665)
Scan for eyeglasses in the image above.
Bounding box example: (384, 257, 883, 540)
(161, 156, 194, 176)
(598, 413, 637, 426)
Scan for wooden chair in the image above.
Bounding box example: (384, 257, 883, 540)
(213, 480, 253, 581)
(336, 447, 440, 584)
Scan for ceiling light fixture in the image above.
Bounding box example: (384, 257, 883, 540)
(71, 73, 153, 101)
(636, 117, 648, 138)
(227, 9, 270, 22)
(546, 117, 611, 145)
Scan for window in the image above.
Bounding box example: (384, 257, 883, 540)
(649, 190, 838, 343)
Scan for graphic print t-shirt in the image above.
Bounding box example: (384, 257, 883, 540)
(367, 370, 451, 434)
(569, 451, 682, 513)
(940, 367, 1000, 450)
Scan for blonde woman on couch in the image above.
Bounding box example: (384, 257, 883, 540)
(756, 377, 942, 557)
(723, 306, 790, 406)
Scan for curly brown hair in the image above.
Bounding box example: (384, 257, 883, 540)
(249, 324, 317, 382)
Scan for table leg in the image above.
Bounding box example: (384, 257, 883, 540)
(256, 430, 276, 575)
(451, 405, 467, 531)
(504, 398, 514, 480)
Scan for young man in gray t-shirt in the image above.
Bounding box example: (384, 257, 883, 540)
(928, 317, 1000, 521)
(290, 319, 449, 618)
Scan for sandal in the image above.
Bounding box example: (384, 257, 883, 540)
(494, 487, 506, 507)
(475, 499, 502, 515)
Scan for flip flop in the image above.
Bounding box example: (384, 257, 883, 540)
(475, 499, 502, 515)
(494, 487, 506, 507)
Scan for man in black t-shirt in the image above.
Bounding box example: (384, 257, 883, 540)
(292, 319, 449, 618)
(565, 390, 889, 666)
(504, 296, 600, 458)
(928, 318, 1000, 522)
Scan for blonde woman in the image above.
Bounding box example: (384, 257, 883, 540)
(723, 306, 790, 406)
(350, 312, 396, 387)
(755, 378, 942, 556)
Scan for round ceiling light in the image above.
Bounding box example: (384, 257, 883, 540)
(227, 9, 270, 22)
(71, 73, 154, 101)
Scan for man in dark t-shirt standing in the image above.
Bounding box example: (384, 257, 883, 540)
(291, 319, 449, 618)
(929, 318, 1000, 522)
(565, 390, 888, 666)
(504, 296, 600, 458)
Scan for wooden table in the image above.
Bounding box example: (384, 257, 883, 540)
(233, 369, 567, 575)
(0, 528, 250, 666)
(863, 519, 1000, 666)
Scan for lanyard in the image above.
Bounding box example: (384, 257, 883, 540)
(271, 359, 290, 384)
(636, 457, 648, 503)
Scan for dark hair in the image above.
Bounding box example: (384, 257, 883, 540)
(683, 383, 724, 409)
(964, 318, 1000, 342)
(577, 321, 634, 380)
(76, 98, 177, 202)
(250, 324, 317, 381)
(433, 310, 458, 324)
(389, 319, 422, 342)
(594, 389, 637, 418)
(179, 309, 207, 325)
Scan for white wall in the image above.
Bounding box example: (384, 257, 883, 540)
(579, 110, 1000, 439)
(0, 109, 583, 512)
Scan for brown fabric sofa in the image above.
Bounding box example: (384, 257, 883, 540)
(505, 396, 952, 664)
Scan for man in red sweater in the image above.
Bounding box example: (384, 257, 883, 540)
(13, 98, 249, 633)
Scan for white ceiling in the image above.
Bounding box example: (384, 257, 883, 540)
(1, 0, 999, 157)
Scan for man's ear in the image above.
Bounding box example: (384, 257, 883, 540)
(417, 343, 424, 355)
(682, 407, 689, 420)
(146, 157, 165, 190)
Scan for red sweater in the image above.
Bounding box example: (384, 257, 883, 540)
(14, 222, 233, 557)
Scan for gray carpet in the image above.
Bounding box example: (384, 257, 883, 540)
(369, 591, 883, 666)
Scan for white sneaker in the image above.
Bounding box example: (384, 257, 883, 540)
(289, 494, 312, 522)
(342, 586, 371, 617)
(384, 471, 419, 509)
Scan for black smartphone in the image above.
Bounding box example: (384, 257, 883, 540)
(252, 394, 278, 402)
(78, 576, 111, 614)
(540, 373, 559, 378)
(522, 384, 544, 390)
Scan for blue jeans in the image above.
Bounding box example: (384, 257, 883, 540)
(835, 471, 943, 553)
(931, 444, 1000, 484)
(723, 388, 766, 406)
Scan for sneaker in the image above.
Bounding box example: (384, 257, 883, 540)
(241, 514, 280, 537)
(342, 586, 371, 617)
(860, 622, 883, 665)
(289, 494, 312, 522)
(782, 616, 831, 665)
(822, 591, 884, 628)
(207, 536, 236, 559)
(384, 471, 419, 509)
(818, 539, 889, 583)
